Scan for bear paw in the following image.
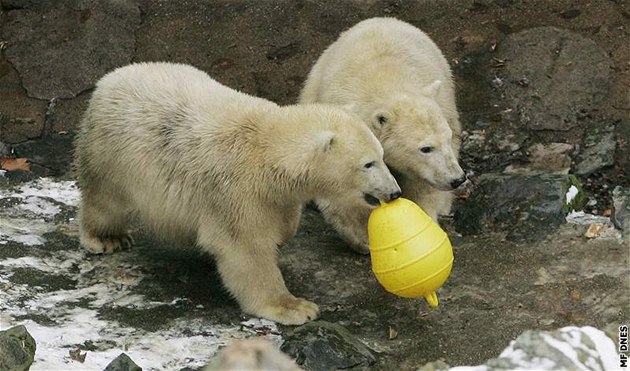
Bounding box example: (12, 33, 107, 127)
(81, 233, 134, 254)
(347, 241, 370, 255)
(256, 295, 319, 325)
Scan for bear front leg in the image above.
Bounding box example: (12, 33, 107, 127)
(316, 198, 371, 254)
(209, 238, 319, 325)
(78, 190, 134, 254)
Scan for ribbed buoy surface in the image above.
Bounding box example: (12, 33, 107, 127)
(368, 198, 453, 307)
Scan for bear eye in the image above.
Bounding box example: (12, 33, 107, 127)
(377, 115, 388, 125)
(420, 146, 434, 154)
(364, 161, 376, 169)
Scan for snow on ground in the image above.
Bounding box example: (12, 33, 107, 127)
(0, 178, 281, 370)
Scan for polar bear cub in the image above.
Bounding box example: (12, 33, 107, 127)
(74, 62, 400, 325)
(300, 17, 466, 253)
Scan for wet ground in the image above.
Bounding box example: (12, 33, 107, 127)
(1, 0, 629, 369)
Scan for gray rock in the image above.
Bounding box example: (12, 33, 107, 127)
(104, 353, 142, 371)
(612, 186, 630, 237)
(452, 326, 618, 370)
(0, 141, 10, 156)
(0, 56, 46, 144)
(497, 27, 610, 131)
(0, 325, 36, 371)
(454, 173, 585, 240)
(1, 0, 140, 99)
(505, 142, 573, 174)
(422, 326, 617, 370)
(495, 134, 521, 153)
(461, 130, 487, 155)
(12, 133, 74, 176)
(574, 126, 616, 175)
(280, 321, 376, 371)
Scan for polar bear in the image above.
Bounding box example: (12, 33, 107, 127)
(74, 62, 401, 325)
(300, 17, 466, 253)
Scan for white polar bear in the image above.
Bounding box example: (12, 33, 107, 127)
(300, 17, 466, 253)
(74, 62, 401, 325)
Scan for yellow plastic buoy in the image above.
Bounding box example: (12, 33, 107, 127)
(368, 198, 454, 307)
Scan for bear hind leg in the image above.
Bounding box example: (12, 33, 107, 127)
(79, 191, 134, 254)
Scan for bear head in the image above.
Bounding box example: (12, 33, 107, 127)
(277, 105, 401, 208)
(360, 81, 466, 191)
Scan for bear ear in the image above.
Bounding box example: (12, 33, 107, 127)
(372, 110, 392, 130)
(422, 80, 442, 98)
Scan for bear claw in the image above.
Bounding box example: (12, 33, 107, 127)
(256, 296, 319, 325)
(81, 233, 134, 254)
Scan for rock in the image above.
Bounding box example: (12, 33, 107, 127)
(12, 133, 74, 177)
(560, 8, 581, 19)
(461, 130, 487, 156)
(454, 173, 586, 240)
(0, 55, 46, 144)
(280, 321, 376, 371)
(495, 134, 521, 153)
(612, 186, 630, 237)
(505, 142, 573, 174)
(46, 94, 91, 134)
(574, 126, 616, 175)
(1, 0, 140, 99)
(0, 141, 10, 156)
(497, 27, 610, 131)
(104, 353, 142, 371)
(205, 339, 301, 371)
(447, 326, 618, 370)
(266, 42, 300, 61)
(0, 325, 36, 371)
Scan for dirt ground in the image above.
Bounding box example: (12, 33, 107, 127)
(1, 0, 629, 369)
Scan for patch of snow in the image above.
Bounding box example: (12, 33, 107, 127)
(19, 314, 280, 370)
(0, 178, 80, 245)
(15, 178, 80, 206)
(0, 217, 51, 246)
(18, 197, 61, 216)
(0, 178, 283, 370)
(566, 185, 579, 205)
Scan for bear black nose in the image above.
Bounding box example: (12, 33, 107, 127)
(450, 176, 467, 189)
(388, 191, 402, 201)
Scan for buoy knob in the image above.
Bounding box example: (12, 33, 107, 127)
(424, 291, 439, 308)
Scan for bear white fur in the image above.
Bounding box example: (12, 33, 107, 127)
(300, 17, 465, 253)
(74, 62, 400, 325)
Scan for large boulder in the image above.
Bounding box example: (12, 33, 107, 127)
(0, 325, 36, 371)
(1, 0, 140, 100)
(454, 173, 586, 240)
(496, 27, 610, 131)
(104, 353, 142, 371)
(280, 321, 376, 371)
(447, 326, 619, 370)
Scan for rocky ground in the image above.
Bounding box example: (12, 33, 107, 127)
(1, 0, 629, 370)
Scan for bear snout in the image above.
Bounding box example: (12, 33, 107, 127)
(388, 191, 402, 201)
(450, 175, 468, 189)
